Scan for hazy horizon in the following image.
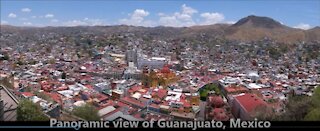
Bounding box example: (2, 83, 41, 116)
(1, 0, 319, 29)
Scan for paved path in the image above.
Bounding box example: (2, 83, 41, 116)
(197, 101, 207, 120)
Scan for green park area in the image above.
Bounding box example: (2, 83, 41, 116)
(199, 83, 221, 101)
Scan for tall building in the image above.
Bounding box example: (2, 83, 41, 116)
(125, 49, 167, 70)
(190, 93, 200, 106)
(137, 57, 167, 69)
(126, 49, 138, 66)
(123, 62, 141, 80)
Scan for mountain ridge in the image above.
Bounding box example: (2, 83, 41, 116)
(1, 15, 319, 43)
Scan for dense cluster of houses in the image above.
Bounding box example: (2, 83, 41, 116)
(1, 37, 319, 121)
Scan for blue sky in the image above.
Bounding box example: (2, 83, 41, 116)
(1, 0, 319, 29)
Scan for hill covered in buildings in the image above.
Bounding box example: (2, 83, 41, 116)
(1, 15, 320, 45)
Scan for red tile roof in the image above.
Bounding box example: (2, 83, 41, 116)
(138, 88, 148, 94)
(41, 84, 53, 92)
(128, 107, 138, 115)
(149, 103, 160, 109)
(183, 101, 191, 108)
(120, 97, 145, 108)
(225, 85, 248, 93)
(208, 96, 224, 108)
(97, 93, 109, 101)
(235, 94, 267, 113)
(97, 104, 110, 110)
(139, 97, 149, 103)
(180, 93, 186, 99)
(56, 85, 69, 91)
(73, 97, 82, 102)
(212, 108, 229, 121)
(99, 100, 115, 108)
(80, 75, 91, 81)
(128, 85, 142, 94)
(201, 76, 211, 83)
(157, 89, 168, 99)
(117, 102, 129, 108)
(21, 92, 34, 97)
(133, 113, 143, 119)
(213, 108, 225, 115)
(45, 92, 62, 104)
(84, 84, 94, 89)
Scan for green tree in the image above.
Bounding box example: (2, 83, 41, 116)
(304, 86, 320, 121)
(267, 46, 281, 60)
(17, 99, 49, 121)
(253, 105, 278, 121)
(29, 60, 37, 65)
(311, 86, 320, 108)
(72, 104, 100, 121)
(200, 83, 221, 101)
(280, 86, 320, 121)
(206, 84, 220, 95)
(3, 54, 9, 60)
(16, 60, 24, 65)
(280, 95, 312, 121)
(61, 72, 66, 79)
(200, 89, 209, 101)
(213, 85, 221, 95)
(49, 58, 56, 64)
(34, 91, 53, 102)
(304, 108, 320, 121)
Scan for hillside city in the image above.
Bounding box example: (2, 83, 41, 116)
(1, 15, 320, 121)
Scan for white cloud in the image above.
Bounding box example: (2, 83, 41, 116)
(159, 16, 177, 25)
(158, 13, 165, 17)
(174, 4, 197, 22)
(132, 9, 149, 18)
(54, 4, 234, 27)
(225, 21, 236, 24)
(63, 18, 105, 26)
(175, 12, 192, 21)
(32, 16, 37, 18)
(8, 13, 17, 18)
(63, 20, 87, 26)
(158, 4, 197, 27)
(45, 14, 54, 18)
(83, 18, 105, 26)
(119, 9, 156, 27)
(119, 9, 154, 26)
(181, 4, 198, 15)
(158, 16, 177, 27)
(200, 12, 225, 25)
(19, 18, 28, 21)
(294, 23, 311, 30)
(158, 5, 227, 27)
(280, 21, 284, 25)
(21, 8, 31, 13)
(1, 21, 8, 24)
(23, 22, 32, 26)
(51, 19, 59, 23)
